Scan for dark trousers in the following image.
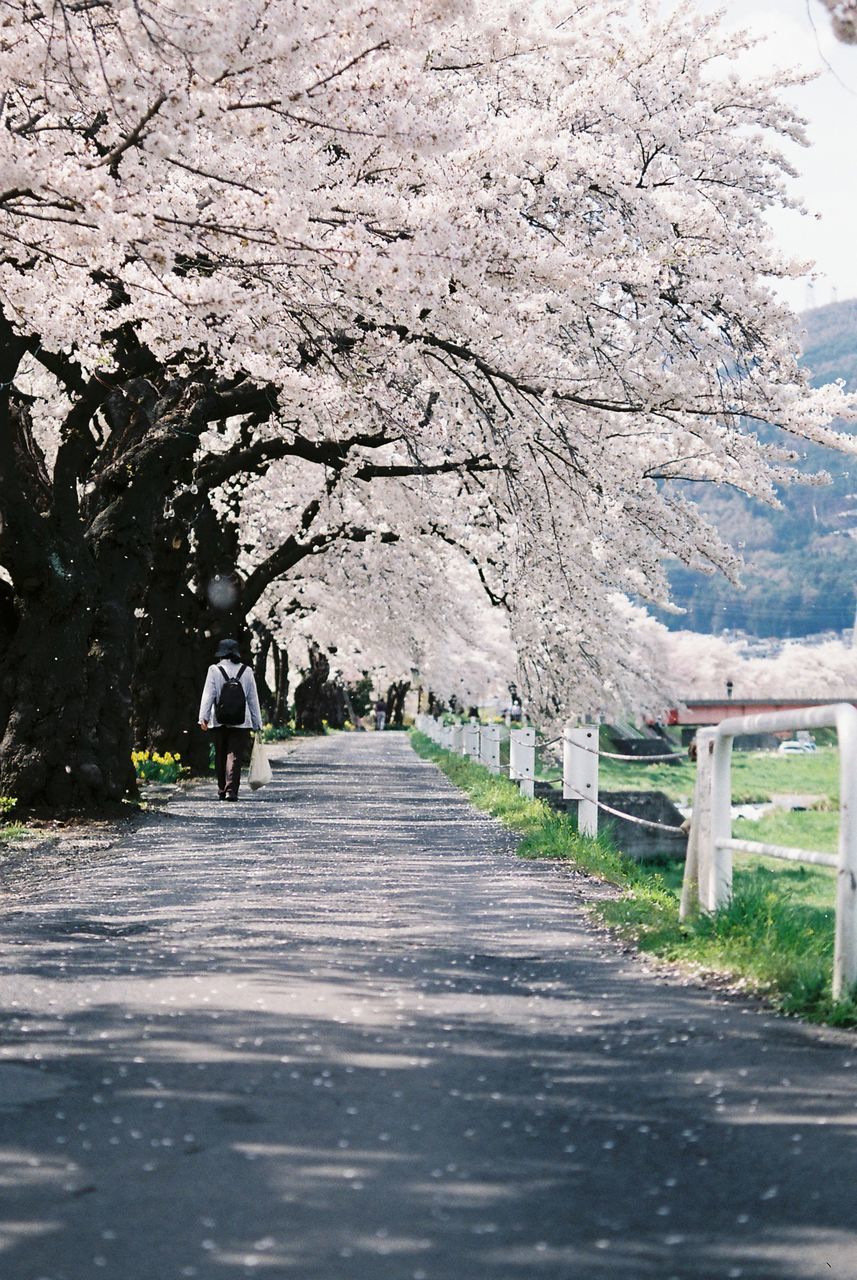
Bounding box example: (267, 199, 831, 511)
(213, 727, 251, 797)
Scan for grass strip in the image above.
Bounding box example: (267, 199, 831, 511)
(411, 730, 857, 1028)
(0, 823, 28, 843)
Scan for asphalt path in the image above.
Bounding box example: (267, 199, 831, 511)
(1, 733, 857, 1280)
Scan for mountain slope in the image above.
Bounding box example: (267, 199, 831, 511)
(660, 298, 857, 637)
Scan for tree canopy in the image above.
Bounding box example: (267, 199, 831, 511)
(0, 0, 855, 804)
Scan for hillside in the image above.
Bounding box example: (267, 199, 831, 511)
(801, 297, 857, 388)
(659, 298, 857, 638)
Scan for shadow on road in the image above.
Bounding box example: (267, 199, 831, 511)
(0, 735, 854, 1279)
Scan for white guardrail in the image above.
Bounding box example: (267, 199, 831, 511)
(417, 714, 673, 840)
(418, 705, 857, 997)
(680, 703, 857, 1000)
(416, 714, 590, 812)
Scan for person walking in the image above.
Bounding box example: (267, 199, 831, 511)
(374, 698, 387, 732)
(198, 638, 263, 801)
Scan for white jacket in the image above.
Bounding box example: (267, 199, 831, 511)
(199, 659, 263, 731)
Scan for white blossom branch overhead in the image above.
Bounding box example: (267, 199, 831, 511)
(1, 0, 856, 729)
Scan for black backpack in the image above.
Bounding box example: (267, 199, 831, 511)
(215, 664, 247, 725)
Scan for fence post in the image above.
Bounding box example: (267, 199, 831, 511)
(516, 727, 537, 793)
(680, 728, 715, 919)
(709, 731, 734, 911)
(463, 721, 480, 759)
(478, 725, 489, 769)
(834, 705, 857, 998)
(494, 724, 505, 773)
(451, 723, 464, 755)
(562, 723, 599, 836)
(510, 727, 535, 798)
(480, 724, 501, 773)
(511, 732, 524, 788)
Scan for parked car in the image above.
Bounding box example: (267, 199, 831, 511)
(777, 739, 817, 754)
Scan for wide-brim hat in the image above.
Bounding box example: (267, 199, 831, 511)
(215, 638, 241, 659)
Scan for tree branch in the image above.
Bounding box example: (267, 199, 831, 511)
(90, 94, 168, 174)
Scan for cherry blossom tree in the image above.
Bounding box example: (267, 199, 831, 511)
(653, 624, 857, 702)
(258, 533, 515, 713)
(1, 0, 855, 805)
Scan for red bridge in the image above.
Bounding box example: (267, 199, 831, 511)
(665, 697, 857, 727)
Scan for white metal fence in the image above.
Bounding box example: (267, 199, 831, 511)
(680, 702, 857, 999)
(418, 703, 857, 999)
(417, 714, 603, 819)
(416, 713, 683, 838)
(416, 714, 530, 783)
(562, 724, 599, 836)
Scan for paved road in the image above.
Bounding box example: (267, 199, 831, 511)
(1, 734, 857, 1280)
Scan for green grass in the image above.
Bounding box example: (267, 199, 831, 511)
(0, 823, 28, 843)
(735, 807, 838, 856)
(411, 731, 857, 1027)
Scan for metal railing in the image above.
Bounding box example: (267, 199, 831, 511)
(680, 703, 857, 1000)
(417, 713, 672, 832)
(418, 704, 857, 998)
(417, 713, 686, 834)
(416, 711, 611, 829)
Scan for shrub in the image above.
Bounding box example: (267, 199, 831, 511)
(0, 795, 16, 817)
(132, 750, 189, 785)
(261, 723, 293, 742)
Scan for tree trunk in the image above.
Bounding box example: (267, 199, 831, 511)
(294, 643, 330, 732)
(386, 680, 411, 727)
(130, 480, 225, 771)
(292, 643, 346, 731)
(132, 527, 209, 771)
(251, 623, 276, 722)
(0, 374, 123, 806)
(0, 509, 141, 808)
(0, 558, 115, 807)
(273, 644, 290, 726)
(0, 369, 210, 807)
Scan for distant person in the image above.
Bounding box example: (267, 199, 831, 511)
(199, 638, 263, 801)
(374, 699, 387, 731)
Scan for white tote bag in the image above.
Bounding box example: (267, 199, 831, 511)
(248, 735, 273, 790)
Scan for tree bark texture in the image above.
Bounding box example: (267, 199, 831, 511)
(0, 337, 213, 807)
(273, 643, 290, 726)
(252, 623, 276, 722)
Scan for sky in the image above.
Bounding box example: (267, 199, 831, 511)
(706, 0, 857, 310)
